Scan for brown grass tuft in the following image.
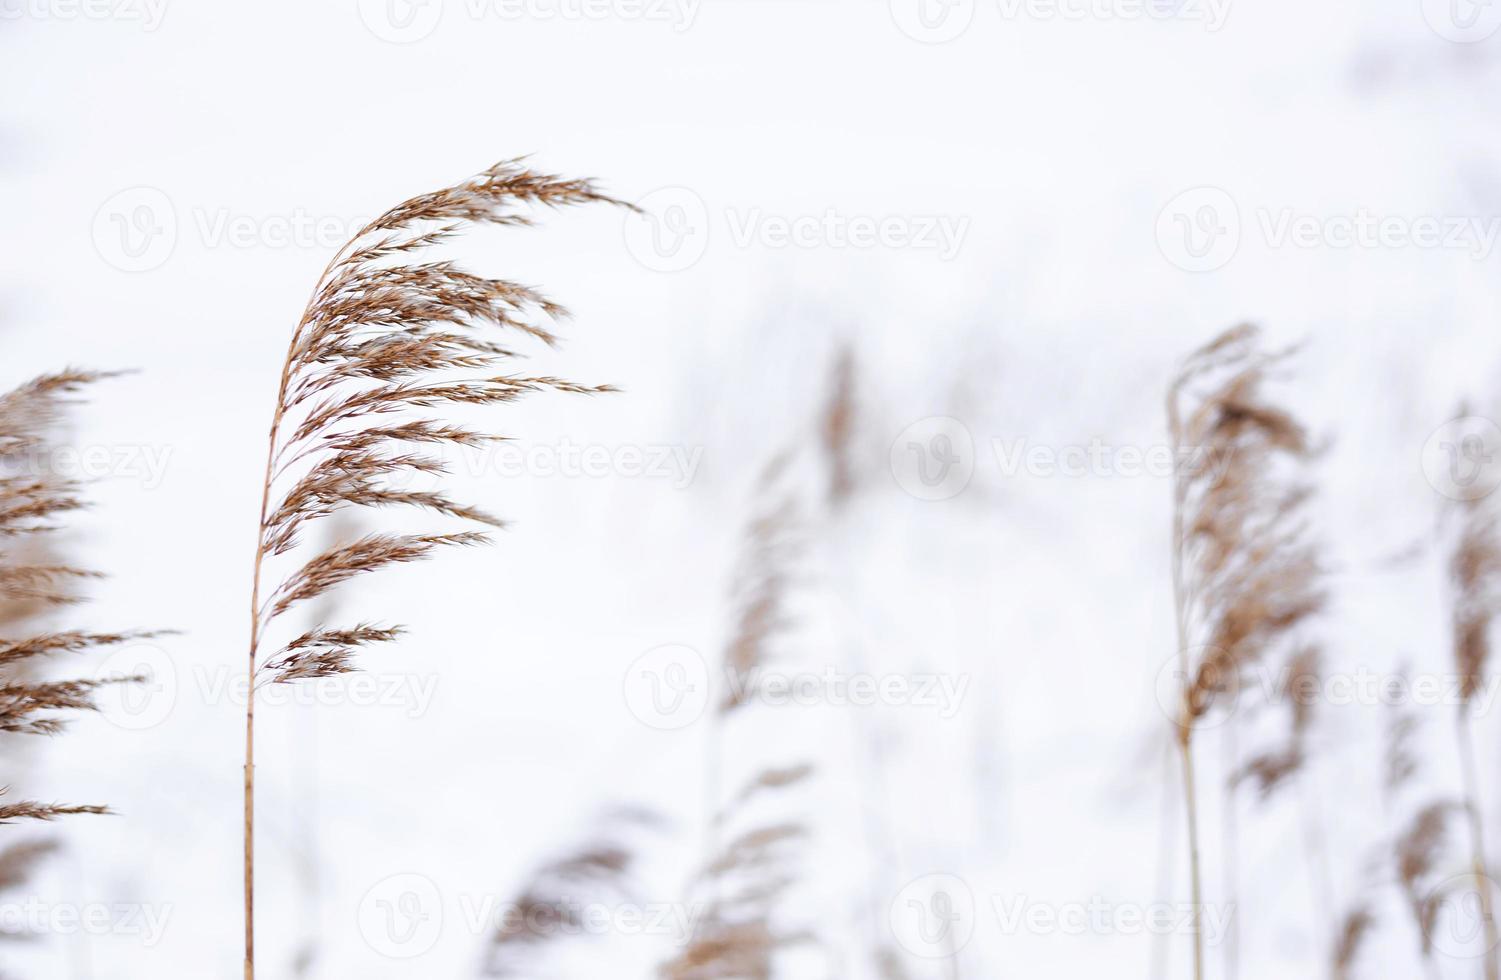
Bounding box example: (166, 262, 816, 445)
(0, 371, 159, 821)
(663, 767, 816, 980)
(1167, 324, 1324, 980)
(241, 158, 631, 979)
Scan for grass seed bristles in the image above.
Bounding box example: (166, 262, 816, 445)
(240, 158, 630, 979)
(1446, 479, 1501, 979)
(1331, 903, 1374, 980)
(0, 370, 160, 825)
(663, 766, 816, 980)
(480, 808, 658, 977)
(1166, 325, 1324, 980)
(1396, 800, 1457, 977)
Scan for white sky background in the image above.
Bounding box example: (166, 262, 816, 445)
(4, 0, 1501, 977)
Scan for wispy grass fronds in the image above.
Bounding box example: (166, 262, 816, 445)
(481, 808, 660, 977)
(820, 344, 858, 509)
(0, 838, 60, 947)
(662, 766, 816, 980)
(1238, 644, 1321, 801)
(699, 447, 808, 954)
(1446, 478, 1501, 979)
(242, 158, 630, 979)
(1451, 489, 1501, 706)
(1384, 680, 1421, 805)
(0, 795, 109, 824)
(1331, 903, 1374, 980)
(719, 455, 804, 717)
(0, 371, 158, 822)
(1395, 801, 1457, 968)
(1167, 324, 1324, 980)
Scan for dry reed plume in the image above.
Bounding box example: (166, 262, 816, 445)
(674, 447, 816, 979)
(1166, 324, 1324, 980)
(720, 453, 803, 718)
(0, 371, 160, 822)
(1445, 477, 1501, 979)
(662, 765, 816, 980)
(480, 807, 660, 976)
(241, 159, 631, 979)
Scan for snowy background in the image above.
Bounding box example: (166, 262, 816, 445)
(3, 0, 1501, 976)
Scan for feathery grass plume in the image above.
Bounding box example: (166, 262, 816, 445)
(1395, 801, 1458, 972)
(702, 444, 809, 881)
(0, 839, 59, 947)
(1237, 644, 1320, 801)
(662, 765, 817, 980)
(1384, 681, 1421, 806)
(1375, 688, 1449, 976)
(720, 453, 803, 717)
(814, 347, 914, 979)
(1236, 643, 1337, 959)
(1166, 325, 1324, 980)
(876, 946, 916, 980)
(480, 807, 660, 977)
(241, 159, 631, 979)
(1446, 476, 1501, 980)
(820, 345, 858, 509)
(0, 370, 160, 821)
(1331, 903, 1374, 980)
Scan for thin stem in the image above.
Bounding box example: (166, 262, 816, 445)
(245, 247, 349, 979)
(245, 404, 281, 980)
(1456, 707, 1499, 980)
(1169, 388, 1205, 980)
(1150, 738, 1178, 980)
(1177, 730, 1206, 980)
(1222, 722, 1239, 980)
